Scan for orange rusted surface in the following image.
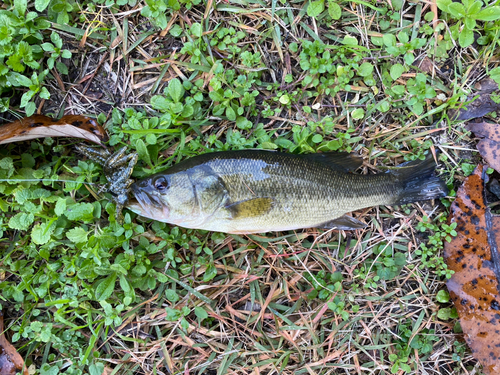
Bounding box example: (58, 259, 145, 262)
(445, 165, 500, 374)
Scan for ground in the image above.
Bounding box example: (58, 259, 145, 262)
(0, 0, 499, 374)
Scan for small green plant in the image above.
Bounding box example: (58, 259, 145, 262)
(180, 23, 207, 64)
(307, 0, 342, 20)
(415, 215, 457, 278)
(377, 31, 427, 65)
(437, 0, 500, 47)
(353, 263, 380, 289)
(353, 242, 407, 289)
(141, 0, 178, 29)
(435, 289, 459, 320)
(41, 31, 72, 75)
(389, 351, 412, 374)
(461, 162, 475, 176)
(389, 318, 439, 373)
(327, 296, 352, 321)
(91, 0, 137, 7)
(240, 51, 264, 69)
(405, 73, 437, 115)
(142, 0, 201, 28)
(303, 270, 354, 320)
(373, 243, 407, 280)
(451, 341, 468, 370)
(299, 39, 367, 94)
(209, 86, 245, 122)
(401, 140, 434, 161)
(17, 69, 51, 116)
(304, 270, 343, 299)
(209, 26, 246, 58)
(207, 63, 259, 122)
(419, 11, 454, 58)
(151, 78, 204, 124)
(0, 0, 51, 114)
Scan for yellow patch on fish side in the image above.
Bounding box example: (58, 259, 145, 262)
(226, 197, 274, 218)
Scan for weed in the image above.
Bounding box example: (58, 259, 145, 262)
(389, 319, 439, 373)
(436, 290, 459, 320)
(406, 73, 437, 115)
(210, 26, 246, 58)
(304, 270, 343, 300)
(0, 0, 51, 115)
(141, 0, 177, 29)
(415, 215, 457, 278)
(41, 31, 72, 75)
(437, 0, 500, 47)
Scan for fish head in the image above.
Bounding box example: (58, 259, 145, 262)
(128, 171, 199, 224)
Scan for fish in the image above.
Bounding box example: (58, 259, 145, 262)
(127, 150, 448, 234)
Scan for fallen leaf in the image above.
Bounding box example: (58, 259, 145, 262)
(0, 311, 29, 375)
(490, 179, 500, 199)
(444, 165, 500, 375)
(467, 121, 500, 173)
(415, 56, 439, 75)
(468, 122, 500, 142)
(0, 115, 108, 145)
(475, 78, 499, 93)
(449, 78, 500, 121)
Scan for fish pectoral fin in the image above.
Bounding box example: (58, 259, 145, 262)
(226, 197, 274, 218)
(319, 215, 366, 230)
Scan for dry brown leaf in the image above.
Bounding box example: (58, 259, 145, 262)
(0, 114, 108, 145)
(444, 165, 500, 374)
(0, 312, 29, 375)
(468, 121, 500, 142)
(416, 56, 438, 75)
(449, 78, 500, 121)
(467, 121, 500, 173)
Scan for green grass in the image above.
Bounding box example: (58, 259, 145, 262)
(1, 0, 499, 373)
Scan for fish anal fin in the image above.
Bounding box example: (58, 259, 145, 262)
(303, 152, 363, 172)
(319, 215, 367, 230)
(226, 197, 274, 218)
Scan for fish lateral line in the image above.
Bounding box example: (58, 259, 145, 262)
(128, 150, 449, 234)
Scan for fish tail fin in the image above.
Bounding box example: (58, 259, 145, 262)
(390, 154, 448, 205)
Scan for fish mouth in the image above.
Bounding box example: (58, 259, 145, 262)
(129, 183, 168, 220)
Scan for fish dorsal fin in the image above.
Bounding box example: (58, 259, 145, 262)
(318, 215, 367, 230)
(303, 152, 363, 172)
(226, 197, 274, 218)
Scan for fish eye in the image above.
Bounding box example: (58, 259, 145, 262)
(154, 177, 168, 192)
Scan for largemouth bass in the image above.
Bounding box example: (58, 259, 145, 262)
(127, 150, 447, 234)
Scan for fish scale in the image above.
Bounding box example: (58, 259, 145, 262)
(128, 150, 448, 234)
(199, 154, 399, 231)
